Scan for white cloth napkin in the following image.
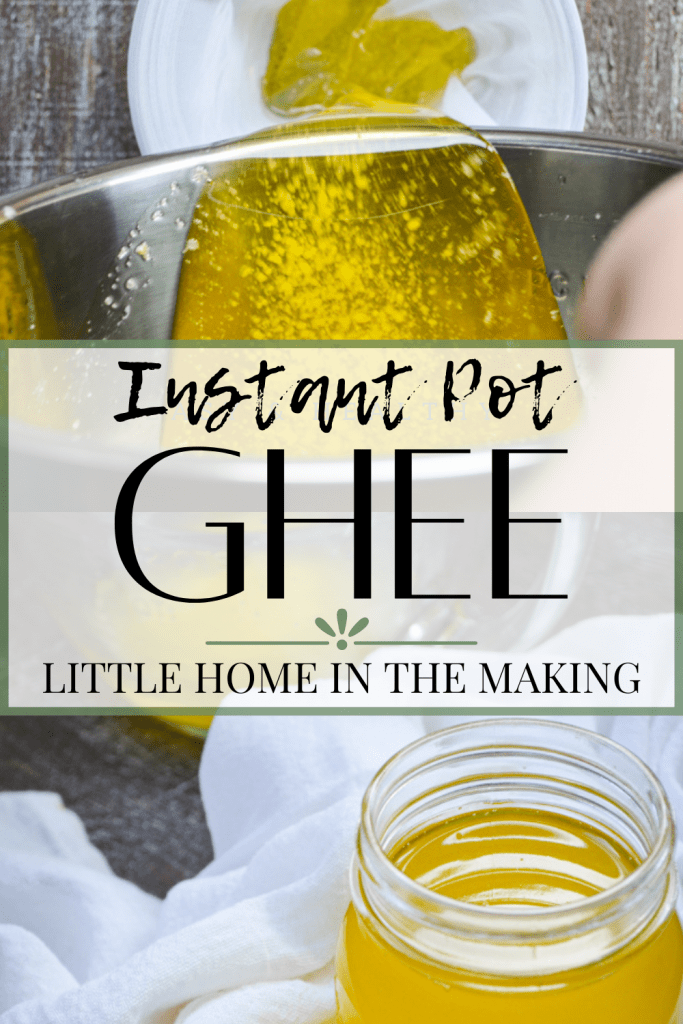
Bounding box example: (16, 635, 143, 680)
(1, 647, 681, 1021)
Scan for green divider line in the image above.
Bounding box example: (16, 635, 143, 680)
(354, 640, 477, 645)
(206, 640, 329, 645)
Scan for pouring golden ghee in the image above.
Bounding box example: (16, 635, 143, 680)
(172, 115, 566, 342)
(174, 0, 564, 342)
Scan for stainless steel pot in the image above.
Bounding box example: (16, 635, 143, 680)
(5, 130, 678, 699)
(2, 129, 683, 340)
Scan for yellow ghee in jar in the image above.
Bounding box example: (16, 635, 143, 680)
(336, 807, 683, 1024)
(172, 118, 566, 342)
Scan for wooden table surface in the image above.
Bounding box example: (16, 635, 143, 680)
(0, 0, 679, 897)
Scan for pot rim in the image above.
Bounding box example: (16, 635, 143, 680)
(3, 128, 683, 215)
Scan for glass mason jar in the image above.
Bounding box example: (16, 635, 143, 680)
(335, 719, 683, 1024)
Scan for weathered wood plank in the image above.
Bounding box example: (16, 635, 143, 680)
(1, 0, 140, 194)
(579, 0, 683, 144)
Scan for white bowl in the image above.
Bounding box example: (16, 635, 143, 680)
(128, 0, 589, 156)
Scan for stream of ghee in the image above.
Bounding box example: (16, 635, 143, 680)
(336, 808, 683, 1023)
(172, 119, 566, 342)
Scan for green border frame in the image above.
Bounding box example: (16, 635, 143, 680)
(1, 338, 679, 716)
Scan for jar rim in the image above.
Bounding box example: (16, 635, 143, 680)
(359, 718, 675, 937)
